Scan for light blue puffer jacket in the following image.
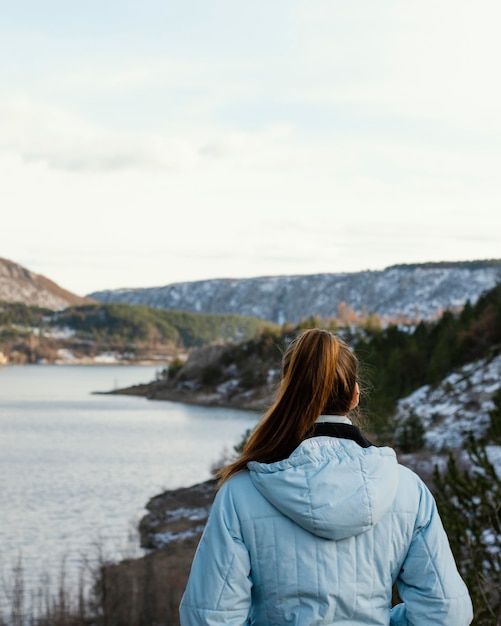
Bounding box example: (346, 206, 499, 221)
(180, 436, 473, 625)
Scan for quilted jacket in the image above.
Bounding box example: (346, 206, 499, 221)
(179, 435, 473, 625)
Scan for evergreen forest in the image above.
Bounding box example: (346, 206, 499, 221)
(0, 301, 278, 363)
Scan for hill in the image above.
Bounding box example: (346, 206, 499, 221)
(0, 257, 93, 310)
(0, 301, 276, 364)
(88, 260, 501, 325)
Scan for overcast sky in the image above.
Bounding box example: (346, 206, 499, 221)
(2, 0, 500, 296)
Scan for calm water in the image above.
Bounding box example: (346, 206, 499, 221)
(0, 365, 258, 595)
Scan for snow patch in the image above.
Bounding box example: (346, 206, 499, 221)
(395, 354, 501, 451)
(151, 525, 206, 548)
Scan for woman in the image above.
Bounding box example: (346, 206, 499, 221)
(179, 329, 473, 625)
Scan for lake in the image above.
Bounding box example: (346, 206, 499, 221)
(0, 364, 258, 598)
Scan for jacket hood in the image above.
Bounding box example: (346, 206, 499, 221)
(248, 437, 399, 540)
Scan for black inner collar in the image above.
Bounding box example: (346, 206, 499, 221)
(307, 422, 374, 448)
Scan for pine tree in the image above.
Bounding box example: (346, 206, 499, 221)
(433, 434, 501, 625)
(488, 387, 501, 444)
(395, 412, 425, 453)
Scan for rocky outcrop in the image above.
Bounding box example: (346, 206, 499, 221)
(98, 480, 217, 626)
(139, 480, 216, 550)
(111, 342, 278, 411)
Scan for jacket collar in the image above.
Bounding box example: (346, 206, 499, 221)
(307, 421, 374, 448)
(316, 414, 352, 425)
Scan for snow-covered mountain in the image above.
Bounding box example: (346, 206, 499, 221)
(89, 261, 501, 324)
(0, 258, 93, 310)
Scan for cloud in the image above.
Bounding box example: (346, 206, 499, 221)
(0, 100, 201, 172)
(0, 100, 308, 173)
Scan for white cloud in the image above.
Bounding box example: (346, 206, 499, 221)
(0, 100, 308, 173)
(0, 100, 201, 172)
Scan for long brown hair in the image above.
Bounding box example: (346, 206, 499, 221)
(217, 328, 359, 486)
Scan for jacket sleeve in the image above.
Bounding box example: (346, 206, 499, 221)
(390, 475, 473, 626)
(179, 481, 252, 626)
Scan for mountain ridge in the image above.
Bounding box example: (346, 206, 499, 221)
(3, 256, 501, 323)
(0, 257, 94, 310)
(89, 260, 501, 325)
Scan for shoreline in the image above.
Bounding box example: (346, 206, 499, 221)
(1, 359, 167, 367)
(105, 381, 268, 412)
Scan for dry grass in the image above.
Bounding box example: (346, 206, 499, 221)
(0, 535, 199, 626)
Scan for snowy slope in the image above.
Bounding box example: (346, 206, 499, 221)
(395, 353, 501, 472)
(89, 262, 501, 324)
